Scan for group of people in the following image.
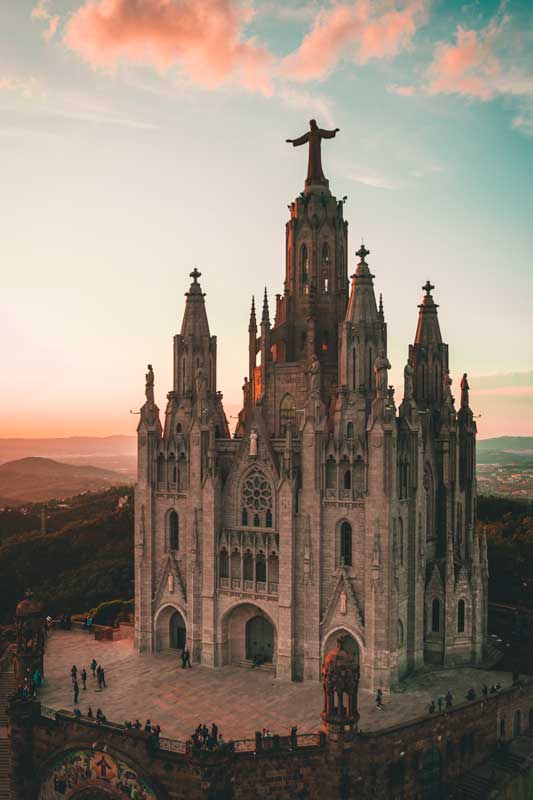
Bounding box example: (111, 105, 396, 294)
(427, 690, 454, 714)
(190, 722, 225, 750)
(70, 659, 106, 704)
(15, 666, 43, 701)
(73, 706, 107, 724)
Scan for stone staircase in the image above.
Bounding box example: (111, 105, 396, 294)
(0, 668, 15, 800)
(449, 771, 493, 799)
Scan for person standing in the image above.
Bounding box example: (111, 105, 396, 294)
(211, 722, 218, 742)
(73, 680, 79, 705)
(184, 648, 192, 669)
(96, 666, 102, 690)
(100, 667, 106, 688)
(375, 689, 383, 710)
(437, 696, 443, 712)
(90, 659, 97, 678)
(71, 665, 77, 682)
(181, 650, 186, 669)
(81, 669, 87, 690)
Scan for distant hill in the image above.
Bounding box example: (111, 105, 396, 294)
(0, 457, 130, 504)
(477, 436, 533, 466)
(0, 436, 136, 478)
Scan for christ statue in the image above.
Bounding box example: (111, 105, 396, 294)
(286, 119, 340, 181)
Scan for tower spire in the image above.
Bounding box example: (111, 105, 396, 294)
(378, 293, 384, 322)
(249, 295, 257, 332)
(345, 243, 379, 324)
(414, 280, 442, 346)
(261, 287, 270, 327)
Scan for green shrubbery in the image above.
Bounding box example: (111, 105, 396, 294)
(88, 599, 134, 626)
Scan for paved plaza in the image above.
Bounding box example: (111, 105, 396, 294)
(39, 630, 516, 742)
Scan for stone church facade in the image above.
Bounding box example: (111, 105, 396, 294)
(134, 147, 487, 691)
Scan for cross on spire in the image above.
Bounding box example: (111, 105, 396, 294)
(190, 267, 201, 284)
(356, 243, 369, 263)
(422, 280, 434, 296)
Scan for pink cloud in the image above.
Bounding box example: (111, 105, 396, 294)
(63, 0, 273, 95)
(44, 15, 60, 40)
(388, 83, 416, 96)
(427, 27, 501, 100)
(282, 0, 429, 82)
(31, 0, 51, 22)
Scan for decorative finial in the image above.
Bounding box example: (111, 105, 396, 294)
(261, 287, 270, 325)
(378, 293, 384, 319)
(190, 267, 201, 284)
(356, 243, 370, 263)
(422, 280, 434, 296)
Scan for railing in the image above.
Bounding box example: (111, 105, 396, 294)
(159, 736, 188, 754)
(232, 732, 325, 753)
(221, 578, 278, 597)
(40, 705, 57, 720)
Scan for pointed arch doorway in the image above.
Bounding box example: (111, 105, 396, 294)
(246, 615, 274, 663)
(170, 610, 186, 650)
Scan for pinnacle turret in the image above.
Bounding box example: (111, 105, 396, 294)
(249, 295, 257, 332)
(345, 243, 379, 324)
(180, 268, 210, 339)
(414, 280, 442, 346)
(261, 287, 270, 327)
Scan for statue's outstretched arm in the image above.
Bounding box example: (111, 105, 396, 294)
(287, 132, 309, 147)
(319, 128, 340, 139)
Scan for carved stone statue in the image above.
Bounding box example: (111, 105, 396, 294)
(403, 361, 414, 401)
(286, 119, 340, 181)
(461, 373, 470, 408)
(145, 364, 154, 404)
(374, 348, 391, 398)
(249, 429, 258, 457)
(167, 574, 174, 594)
(443, 370, 453, 402)
(321, 636, 360, 730)
(195, 366, 207, 402)
(308, 354, 321, 399)
(340, 591, 347, 615)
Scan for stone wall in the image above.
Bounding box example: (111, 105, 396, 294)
(9, 681, 533, 800)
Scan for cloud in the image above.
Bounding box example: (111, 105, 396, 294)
(0, 76, 40, 98)
(32, 0, 60, 40)
(63, 0, 274, 95)
(281, 0, 430, 83)
(426, 4, 533, 103)
(387, 83, 416, 96)
(349, 171, 394, 189)
(472, 370, 533, 390)
(277, 86, 335, 128)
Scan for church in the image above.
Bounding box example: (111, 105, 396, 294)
(134, 120, 487, 691)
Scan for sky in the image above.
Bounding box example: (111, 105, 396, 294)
(1, 0, 532, 440)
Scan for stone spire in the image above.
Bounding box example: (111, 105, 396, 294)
(248, 295, 257, 333)
(180, 268, 211, 339)
(344, 244, 379, 324)
(261, 287, 270, 327)
(378, 292, 384, 322)
(414, 281, 442, 346)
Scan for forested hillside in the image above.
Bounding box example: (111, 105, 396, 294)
(0, 487, 133, 623)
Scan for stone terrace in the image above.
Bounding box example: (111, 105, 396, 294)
(39, 630, 514, 742)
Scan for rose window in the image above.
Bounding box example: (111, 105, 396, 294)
(241, 470, 273, 527)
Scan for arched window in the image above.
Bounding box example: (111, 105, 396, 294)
(513, 710, 521, 737)
(279, 394, 296, 435)
(321, 242, 329, 264)
(241, 508, 248, 526)
(431, 598, 440, 633)
(398, 619, 404, 646)
(352, 348, 357, 390)
(169, 511, 179, 551)
(301, 244, 308, 286)
(499, 718, 506, 739)
(457, 599, 465, 633)
(241, 468, 273, 528)
(219, 548, 229, 579)
(157, 453, 165, 483)
(424, 464, 435, 542)
(340, 521, 352, 567)
(326, 458, 336, 490)
(243, 551, 253, 581)
(266, 509, 272, 528)
(176, 422, 182, 433)
(344, 470, 351, 490)
(256, 554, 266, 583)
(398, 518, 404, 566)
(347, 422, 354, 439)
(168, 453, 176, 485)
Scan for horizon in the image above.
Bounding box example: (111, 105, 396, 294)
(2, 0, 532, 439)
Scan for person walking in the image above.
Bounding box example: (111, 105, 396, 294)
(96, 666, 103, 690)
(90, 659, 97, 678)
(81, 669, 87, 690)
(71, 665, 77, 682)
(100, 667, 106, 688)
(428, 700, 436, 714)
(181, 650, 186, 669)
(445, 690, 453, 708)
(211, 722, 218, 742)
(184, 648, 192, 669)
(73, 680, 79, 705)
(375, 689, 383, 710)
(437, 695, 443, 712)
